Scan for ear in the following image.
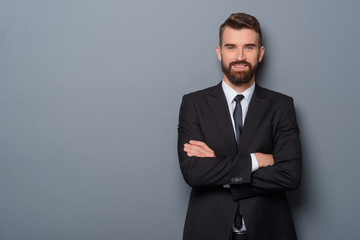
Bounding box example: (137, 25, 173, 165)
(216, 46, 222, 62)
(258, 46, 265, 62)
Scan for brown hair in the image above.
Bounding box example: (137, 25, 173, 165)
(219, 13, 262, 47)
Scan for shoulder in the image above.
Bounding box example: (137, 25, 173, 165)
(184, 84, 218, 97)
(255, 85, 297, 117)
(257, 85, 294, 103)
(182, 83, 220, 102)
(254, 85, 299, 126)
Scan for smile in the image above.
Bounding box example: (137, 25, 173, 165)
(232, 64, 248, 70)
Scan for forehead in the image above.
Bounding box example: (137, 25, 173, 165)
(221, 27, 259, 46)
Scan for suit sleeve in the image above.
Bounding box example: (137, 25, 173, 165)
(178, 94, 252, 187)
(230, 97, 302, 200)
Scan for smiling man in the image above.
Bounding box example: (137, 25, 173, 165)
(178, 13, 302, 240)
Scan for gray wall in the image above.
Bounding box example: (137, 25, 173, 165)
(1, 0, 359, 239)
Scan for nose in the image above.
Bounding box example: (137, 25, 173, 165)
(235, 49, 246, 61)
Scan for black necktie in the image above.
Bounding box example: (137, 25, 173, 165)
(233, 94, 244, 144)
(233, 94, 244, 231)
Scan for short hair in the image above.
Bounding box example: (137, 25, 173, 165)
(219, 13, 263, 47)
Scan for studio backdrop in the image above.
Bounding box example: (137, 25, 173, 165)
(1, 0, 359, 239)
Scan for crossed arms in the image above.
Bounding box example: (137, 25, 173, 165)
(184, 140, 274, 168)
(178, 93, 302, 199)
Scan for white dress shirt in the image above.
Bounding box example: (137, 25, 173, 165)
(222, 80, 259, 172)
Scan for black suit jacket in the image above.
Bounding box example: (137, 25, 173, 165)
(178, 83, 302, 240)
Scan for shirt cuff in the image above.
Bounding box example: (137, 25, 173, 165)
(250, 153, 259, 172)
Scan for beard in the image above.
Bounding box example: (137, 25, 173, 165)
(221, 59, 258, 85)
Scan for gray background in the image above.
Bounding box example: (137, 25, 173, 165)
(1, 0, 359, 239)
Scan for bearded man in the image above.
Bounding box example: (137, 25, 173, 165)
(178, 13, 302, 240)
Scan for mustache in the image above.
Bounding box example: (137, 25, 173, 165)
(229, 60, 251, 68)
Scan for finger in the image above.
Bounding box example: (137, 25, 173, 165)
(186, 145, 209, 157)
(185, 142, 215, 157)
(185, 143, 203, 151)
(183, 145, 192, 153)
(201, 143, 213, 153)
(187, 149, 203, 157)
(189, 140, 213, 153)
(189, 140, 206, 146)
(187, 145, 206, 156)
(184, 143, 196, 152)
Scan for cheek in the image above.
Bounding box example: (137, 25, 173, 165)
(222, 54, 234, 64)
(249, 54, 261, 64)
(222, 51, 235, 59)
(220, 56, 228, 64)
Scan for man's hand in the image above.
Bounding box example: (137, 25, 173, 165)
(184, 140, 216, 157)
(255, 153, 274, 168)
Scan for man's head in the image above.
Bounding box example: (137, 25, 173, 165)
(216, 13, 265, 88)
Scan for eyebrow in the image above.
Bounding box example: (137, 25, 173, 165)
(244, 43, 257, 47)
(224, 43, 236, 47)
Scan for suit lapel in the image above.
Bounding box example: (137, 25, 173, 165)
(238, 84, 270, 153)
(206, 83, 238, 153)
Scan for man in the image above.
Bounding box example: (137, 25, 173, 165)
(177, 13, 301, 240)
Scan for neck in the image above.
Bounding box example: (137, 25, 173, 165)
(223, 75, 256, 93)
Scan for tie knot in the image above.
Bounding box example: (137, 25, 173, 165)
(234, 94, 244, 103)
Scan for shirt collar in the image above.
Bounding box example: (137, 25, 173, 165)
(222, 80, 255, 106)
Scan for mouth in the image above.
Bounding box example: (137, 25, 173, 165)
(230, 62, 250, 71)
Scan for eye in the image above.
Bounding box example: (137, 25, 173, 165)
(245, 46, 254, 50)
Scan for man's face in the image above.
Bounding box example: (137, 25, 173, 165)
(216, 27, 265, 86)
